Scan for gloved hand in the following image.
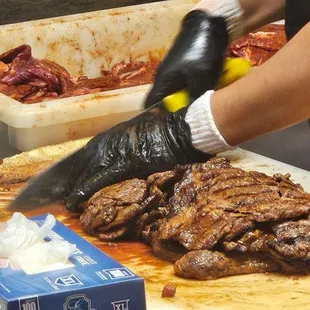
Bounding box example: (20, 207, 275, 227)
(144, 10, 228, 109)
(65, 104, 211, 211)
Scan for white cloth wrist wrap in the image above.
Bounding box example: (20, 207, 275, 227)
(185, 90, 235, 155)
(193, 0, 244, 40)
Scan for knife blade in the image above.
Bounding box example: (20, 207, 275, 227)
(8, 144, 94, 211)
(8, 57, 251, 211)
(8, 101, 169, 211)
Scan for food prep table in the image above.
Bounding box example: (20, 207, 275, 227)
(1, 147, 310, 310)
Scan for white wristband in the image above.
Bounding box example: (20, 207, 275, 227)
(185, 90, 235, 155)
(193, 0, 244, 41)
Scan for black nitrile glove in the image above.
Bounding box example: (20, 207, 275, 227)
(65, 105, 210, 211)
(144, 10, 229, 109)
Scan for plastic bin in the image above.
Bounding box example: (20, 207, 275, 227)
(0, 0, 197, 151)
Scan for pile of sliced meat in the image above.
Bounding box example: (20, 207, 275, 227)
(80, 158, 310, 280)
(0, 44, 159, 104)
(0, 24, 285, 104)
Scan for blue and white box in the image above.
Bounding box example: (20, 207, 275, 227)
(0, 214, 147, 310)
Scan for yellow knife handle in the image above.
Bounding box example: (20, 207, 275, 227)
(163, 90, 190, 113)
(162, 57, 252, 113)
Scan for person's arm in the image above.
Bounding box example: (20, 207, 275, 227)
(194, 0, 286, 40)
(144, 0, 286, 109)
(185, 22, 310, 153)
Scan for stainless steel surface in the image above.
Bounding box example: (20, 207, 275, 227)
(241, 121, 310, 171)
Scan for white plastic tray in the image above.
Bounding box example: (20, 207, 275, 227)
(0, 0, 198, 151)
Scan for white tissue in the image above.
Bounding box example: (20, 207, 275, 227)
(0, 213, 76, 274)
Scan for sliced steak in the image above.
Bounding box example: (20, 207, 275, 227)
(80, 157, 310, 280)
(174, 250, 279, 280)
(268, 219, 310, 263)
(80, 179, 150, 240)
(156, 203, 254, 251)
(223, 228, 269, 253)
(80, 169, 180, 242)
(153, 159, 310, 254)
(224, 218, 310, 274)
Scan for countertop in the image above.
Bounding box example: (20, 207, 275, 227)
(1, 148, 310, 310)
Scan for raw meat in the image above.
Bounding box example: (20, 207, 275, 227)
(0, 44, 159, 104)
(228, 24, 287, 65)
(0, 24, 286, 103)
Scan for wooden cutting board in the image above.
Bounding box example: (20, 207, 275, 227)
(1, 149, 310, 310)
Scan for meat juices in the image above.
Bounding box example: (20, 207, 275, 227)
(80, 158, 310, 280)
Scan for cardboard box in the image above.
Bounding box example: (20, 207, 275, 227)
(0, 214, 146, 310)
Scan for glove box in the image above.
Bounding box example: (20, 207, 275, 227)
(0, 0, 198, 151)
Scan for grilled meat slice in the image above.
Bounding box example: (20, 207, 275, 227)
(80, 158, 310, 280)
(153, 158, 310, 253)
(80, 169, 180, 242)
(224, 218, 310, 273)
(156, 203, 254, 251)
(80, 179, 150, 240)
(223, 228, 269, 253)
(268, 219, 310, 268)
(174, 250, 279, 280)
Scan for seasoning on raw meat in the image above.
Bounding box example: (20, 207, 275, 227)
(0, 45, 159, 104)
(0, 24, 286, 103)
(228, 24, 287, 65)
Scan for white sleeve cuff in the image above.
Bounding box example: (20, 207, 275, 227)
(193, 0, 244, 41)
(185, 90, 235, 155)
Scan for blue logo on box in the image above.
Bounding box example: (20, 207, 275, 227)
(55, 275, 83, 287)
(63, 294, 94, 310)
(101, 268, 134, 280)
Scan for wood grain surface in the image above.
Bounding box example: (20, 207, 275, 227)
(1, 150, 310, 309)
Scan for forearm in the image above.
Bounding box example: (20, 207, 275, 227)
(194, 0, 286, 39)
(212, 22, 310, 146)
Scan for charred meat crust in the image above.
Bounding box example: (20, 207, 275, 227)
(80, 158, 310, 280)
